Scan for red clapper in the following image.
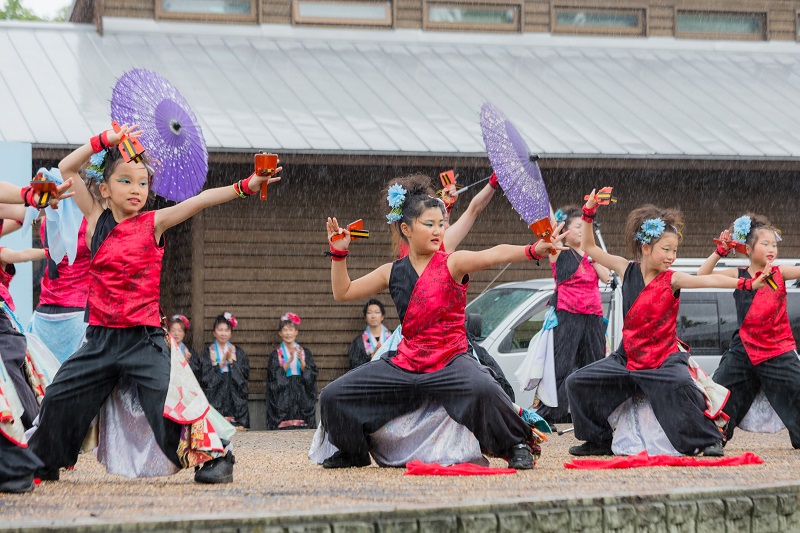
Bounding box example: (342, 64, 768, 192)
(583, 186, 617, 205)
(331, 219, 370, 242)
(437, 170, 460, 211)
(713, 237, 748, 256)
(112, 121, 146, 164)
(255, 152, 278, 201)
(530, 217, 557, 255)
(30, 172, 58, 207)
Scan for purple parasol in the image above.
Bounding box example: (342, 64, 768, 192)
(480, 102, 550, 228)
(111, 69, 207, 202)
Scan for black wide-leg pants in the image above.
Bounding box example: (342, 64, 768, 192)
(536, 310, 606, 424)
(566, 351, 722, 455)
(319, 353, 532, 457)
(713, 349, 800, 447)
(0, 435, 43, 482)
(29, 326, 183, 470)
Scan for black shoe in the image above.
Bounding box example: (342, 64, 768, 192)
(507, 443, 534, 470)
(34, 468, 59, 482)
(568, 441, 614, 457)
(0, 474, 34, 493)
(322, 450, 371, 469)
(702, 442, 725, 457)
(194, 452, 234, 484)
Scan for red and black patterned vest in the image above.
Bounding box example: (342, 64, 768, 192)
(737, 267, 796, 365)
(392, 251, 469, 373)
(622, 266, 679, 371)
(87, 211, 164, 328)
(39, 218, 91, 308)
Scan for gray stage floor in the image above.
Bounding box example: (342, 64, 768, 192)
(3, 429, 798, 527)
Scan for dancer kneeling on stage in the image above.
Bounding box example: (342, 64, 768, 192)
(700, 213, 800, 448)
(566, 190, 766, 458)
(26, 123, 280, 486)
(320, 174, 567, 470)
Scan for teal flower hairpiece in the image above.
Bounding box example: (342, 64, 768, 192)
(386, 183, 407, 224)
(554, 209, 567, 224)
(635, 218, 666, 244)
(732, 215, 751, 244)
(85, 149, 108, 183)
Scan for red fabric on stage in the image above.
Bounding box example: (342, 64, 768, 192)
(564, 451, 763, 470)
(404, 459, 517, 476)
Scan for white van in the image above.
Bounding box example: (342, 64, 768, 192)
(466, 259, 800, 408)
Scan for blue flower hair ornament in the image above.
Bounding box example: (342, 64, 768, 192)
(732, 215, 751, 244)
(85, 149, 108, 183)
(386, 183, 407, 224)
(635, 218, 666, 244)
(554, 209, 567, 224)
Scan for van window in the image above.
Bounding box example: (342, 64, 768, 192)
(465, 288, 536, 340)
(498, 306, 549, 353)
(717, 292, 738, 352)
(677, 295, 719, 354)
(786, 292, 800, 343)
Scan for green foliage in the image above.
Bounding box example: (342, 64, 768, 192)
(0, 0, 70, 22)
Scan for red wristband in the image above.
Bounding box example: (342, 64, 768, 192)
(90, 135, 104, 153)
(240, 176, 257, 196)
(582, 205, 598, 218)
(526, 240, 545, 261)
(20, 186, 39, 208)
(489, 172, 499, 190)
(328, 243, 349, 261)
(715, 243, 730, 257)
(581, 215, 595, 224)
(100, 130, 110, 148)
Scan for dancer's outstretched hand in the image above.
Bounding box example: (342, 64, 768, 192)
(327, 217, 350, 249)
(43, 178, 75, 210)
(535, 221, 570, 256)
(106, 123, 142, 146)
(752, 262, 773, 290)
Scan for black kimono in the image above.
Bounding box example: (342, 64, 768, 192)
(196, 344, 250, 428)
(266, 345, 318, 430)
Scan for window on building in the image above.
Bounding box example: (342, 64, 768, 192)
(424, 2, 521, 32)
(157, 0, 257, 22)
(293, 1, 393, 27)
(676, 11, 766, 40)
(553, 7, 645, 36)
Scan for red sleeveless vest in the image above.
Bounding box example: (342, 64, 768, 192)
(622, 270, 679, 371)
(0, 254, 15, 311)
(39, 218, 91, 308)
(393, 251, 469, 373)
(740, 267, 796, 365)
(87, 211, 164, 328)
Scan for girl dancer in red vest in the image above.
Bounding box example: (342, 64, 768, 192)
(699, 213, 800, 447)
(566, 190, 766, 457)
(24, 123, 280, 487)
(0, 184, 73, 493)
(536, 206, 609, 426)
(320, 174, 567, 469)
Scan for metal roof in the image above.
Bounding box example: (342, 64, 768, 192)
(3, 18, 800, 159)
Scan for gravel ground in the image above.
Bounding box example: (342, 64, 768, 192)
(2, 429, 799, 525)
